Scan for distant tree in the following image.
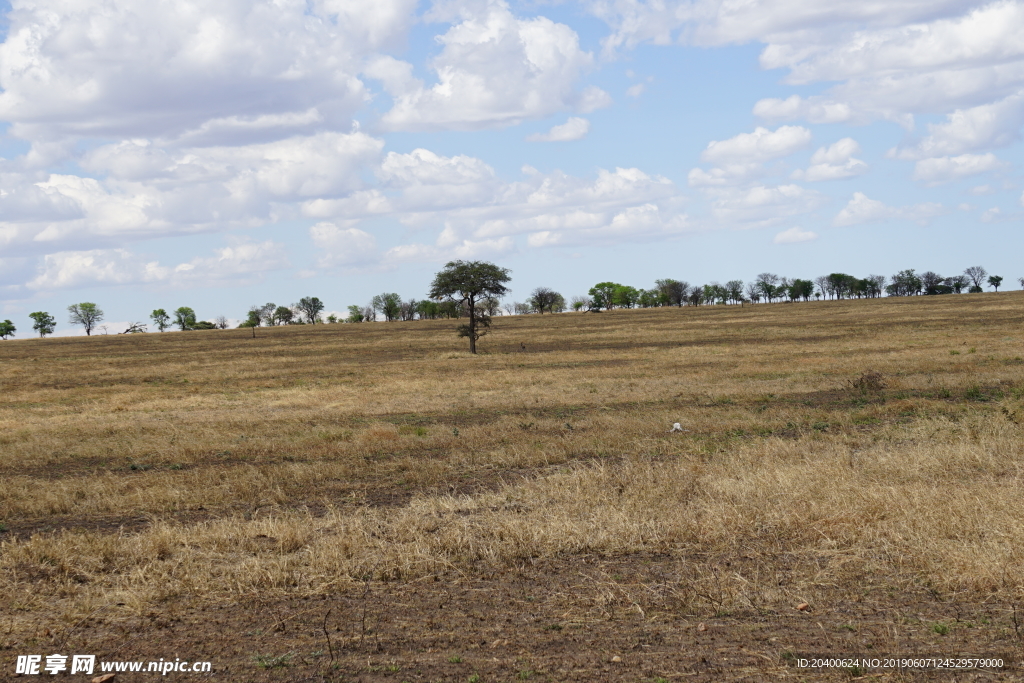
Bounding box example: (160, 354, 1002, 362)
(637, 289, 660, 308)
(192, 320, 217, 330)
(29, 311, 56, 337)
(588, 282, 620, 310)
(345, 305, 364, 323)
(789, 279, 814, 302)
(68, 303, 104, 336)
(274, 306, 294, 325)
(514, 301, 533, 315)
(214, 316, 230, 329)
(429, 260, 511, 354)
(756, 273, 780, 302)
(611, 285, 640, 308)
(239, 309, 261, 328)
(570, 295, 591, 312)
(150, 309, 171, 332)
(921, 271, 945, 295)
(326, 314, 339, 324)
(865, 275, 886, 298)
(826, 273, 858, 299)
(655, 279, 688, 307)
(813, 275, 829, 300)
(173, 307, 197, 331)
(530, 287, 562, 314)
(946, 275, 969, 294)
(744, 282, 761, 303)
(964, 266, 987, 291)
(0, 320, 15, 339)
(370, 293, 400, 322)
(255, 303, 276, 326)
(687, 286, 705, 306)
(295, 296, 325, 324)
(886, 270, 922, 297)
(988, 275, 1003, 292)
(399, 299, 419, 321)
(724, 280, 744, 304)
(1019, 277, 1024, 289)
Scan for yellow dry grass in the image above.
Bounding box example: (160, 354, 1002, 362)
(2, 293, 1024, 632)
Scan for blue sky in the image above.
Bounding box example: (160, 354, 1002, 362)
(1, 0, 1022, 334)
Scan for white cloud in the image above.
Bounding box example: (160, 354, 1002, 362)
(911, 153, 1007, 184)
(710, 184, 826, 228)
(833, 192, 945, 227)
(0, 0, 416, 144)
(1020, 189, 1024, 206)
(526, 117, 590, 142)
(27, 240, 288, 291)
(894, 93, 1024, 159)
(793, 138, 868, 181)
(371, 2, 610, 131)
(981, 206, 1002, 222)
(753, 95, 855, 124)
(968, 184, 995, 195)
(626, 83, 646, 98)
(773, 226, 817, 244)
(309, 222, 379, 268)
(701, 126, 812, 165)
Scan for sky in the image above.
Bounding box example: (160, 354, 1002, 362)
(1, 0, 1023, 335)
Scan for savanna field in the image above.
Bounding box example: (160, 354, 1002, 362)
(2, 294, 1024, 681)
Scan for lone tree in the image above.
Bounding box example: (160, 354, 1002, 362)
(68, 303, 103, 335)
(429, 260, 511, 354)
(150, 309, 171, 332)
(0, 320, 15, 339)
(988, 275, 1003, 292)
(295, 296, 325, 324)
(29, 312, 56, 337)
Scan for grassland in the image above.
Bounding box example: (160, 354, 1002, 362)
(2, 293, 1024, 681)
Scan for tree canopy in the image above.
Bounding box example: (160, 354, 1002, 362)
(68, 303, 103, 336)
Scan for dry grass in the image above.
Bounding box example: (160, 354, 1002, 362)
(3, 293, 1024, 636)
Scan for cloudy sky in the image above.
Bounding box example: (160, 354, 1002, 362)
(1, 0, 1023, 333)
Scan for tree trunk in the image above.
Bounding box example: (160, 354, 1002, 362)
(468, 295, 477, 354)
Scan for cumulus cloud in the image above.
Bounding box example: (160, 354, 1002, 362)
(309, 222, 379, 268)
(833, 192, 945, 227)
(753, 95, 855, 124)
(370, 1, 610, 131)
(792, 138, 868, 181)
(689, 126, 812, 188)
(0, 0, 417, 145)
(710, 184, 827, 228)
(527, 117, 590, 141)
(701, 126, 812, 165)
(911, 153, 1007, 184)
(893, 93, 1024, 159)
(773, 227, 817, 244)
(27, 240, 289, 291)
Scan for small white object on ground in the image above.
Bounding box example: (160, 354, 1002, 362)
(668, 422, 689, 433)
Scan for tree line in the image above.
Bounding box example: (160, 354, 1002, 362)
(1, 264, 1017, 341)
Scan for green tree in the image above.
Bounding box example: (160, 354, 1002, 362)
(29, 312, 56, 337)
(345, 305, 364, 323)
(295, 296, 325, 323)
(0, 320, 15, 339)
(174, 306, 197, 331)
(192, 320, 217, 330)
(886, 270, 922, 296)
(274, 306, 294, 325)
(150, 309, 171, 332)
(655, 279, 688, 307)
(372, 293, 402, 321)
(68, 303, 104, 335)
(429, 260, 511, 354)
(588, 282, 620, 310)
(988, 275, 1003, 292)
